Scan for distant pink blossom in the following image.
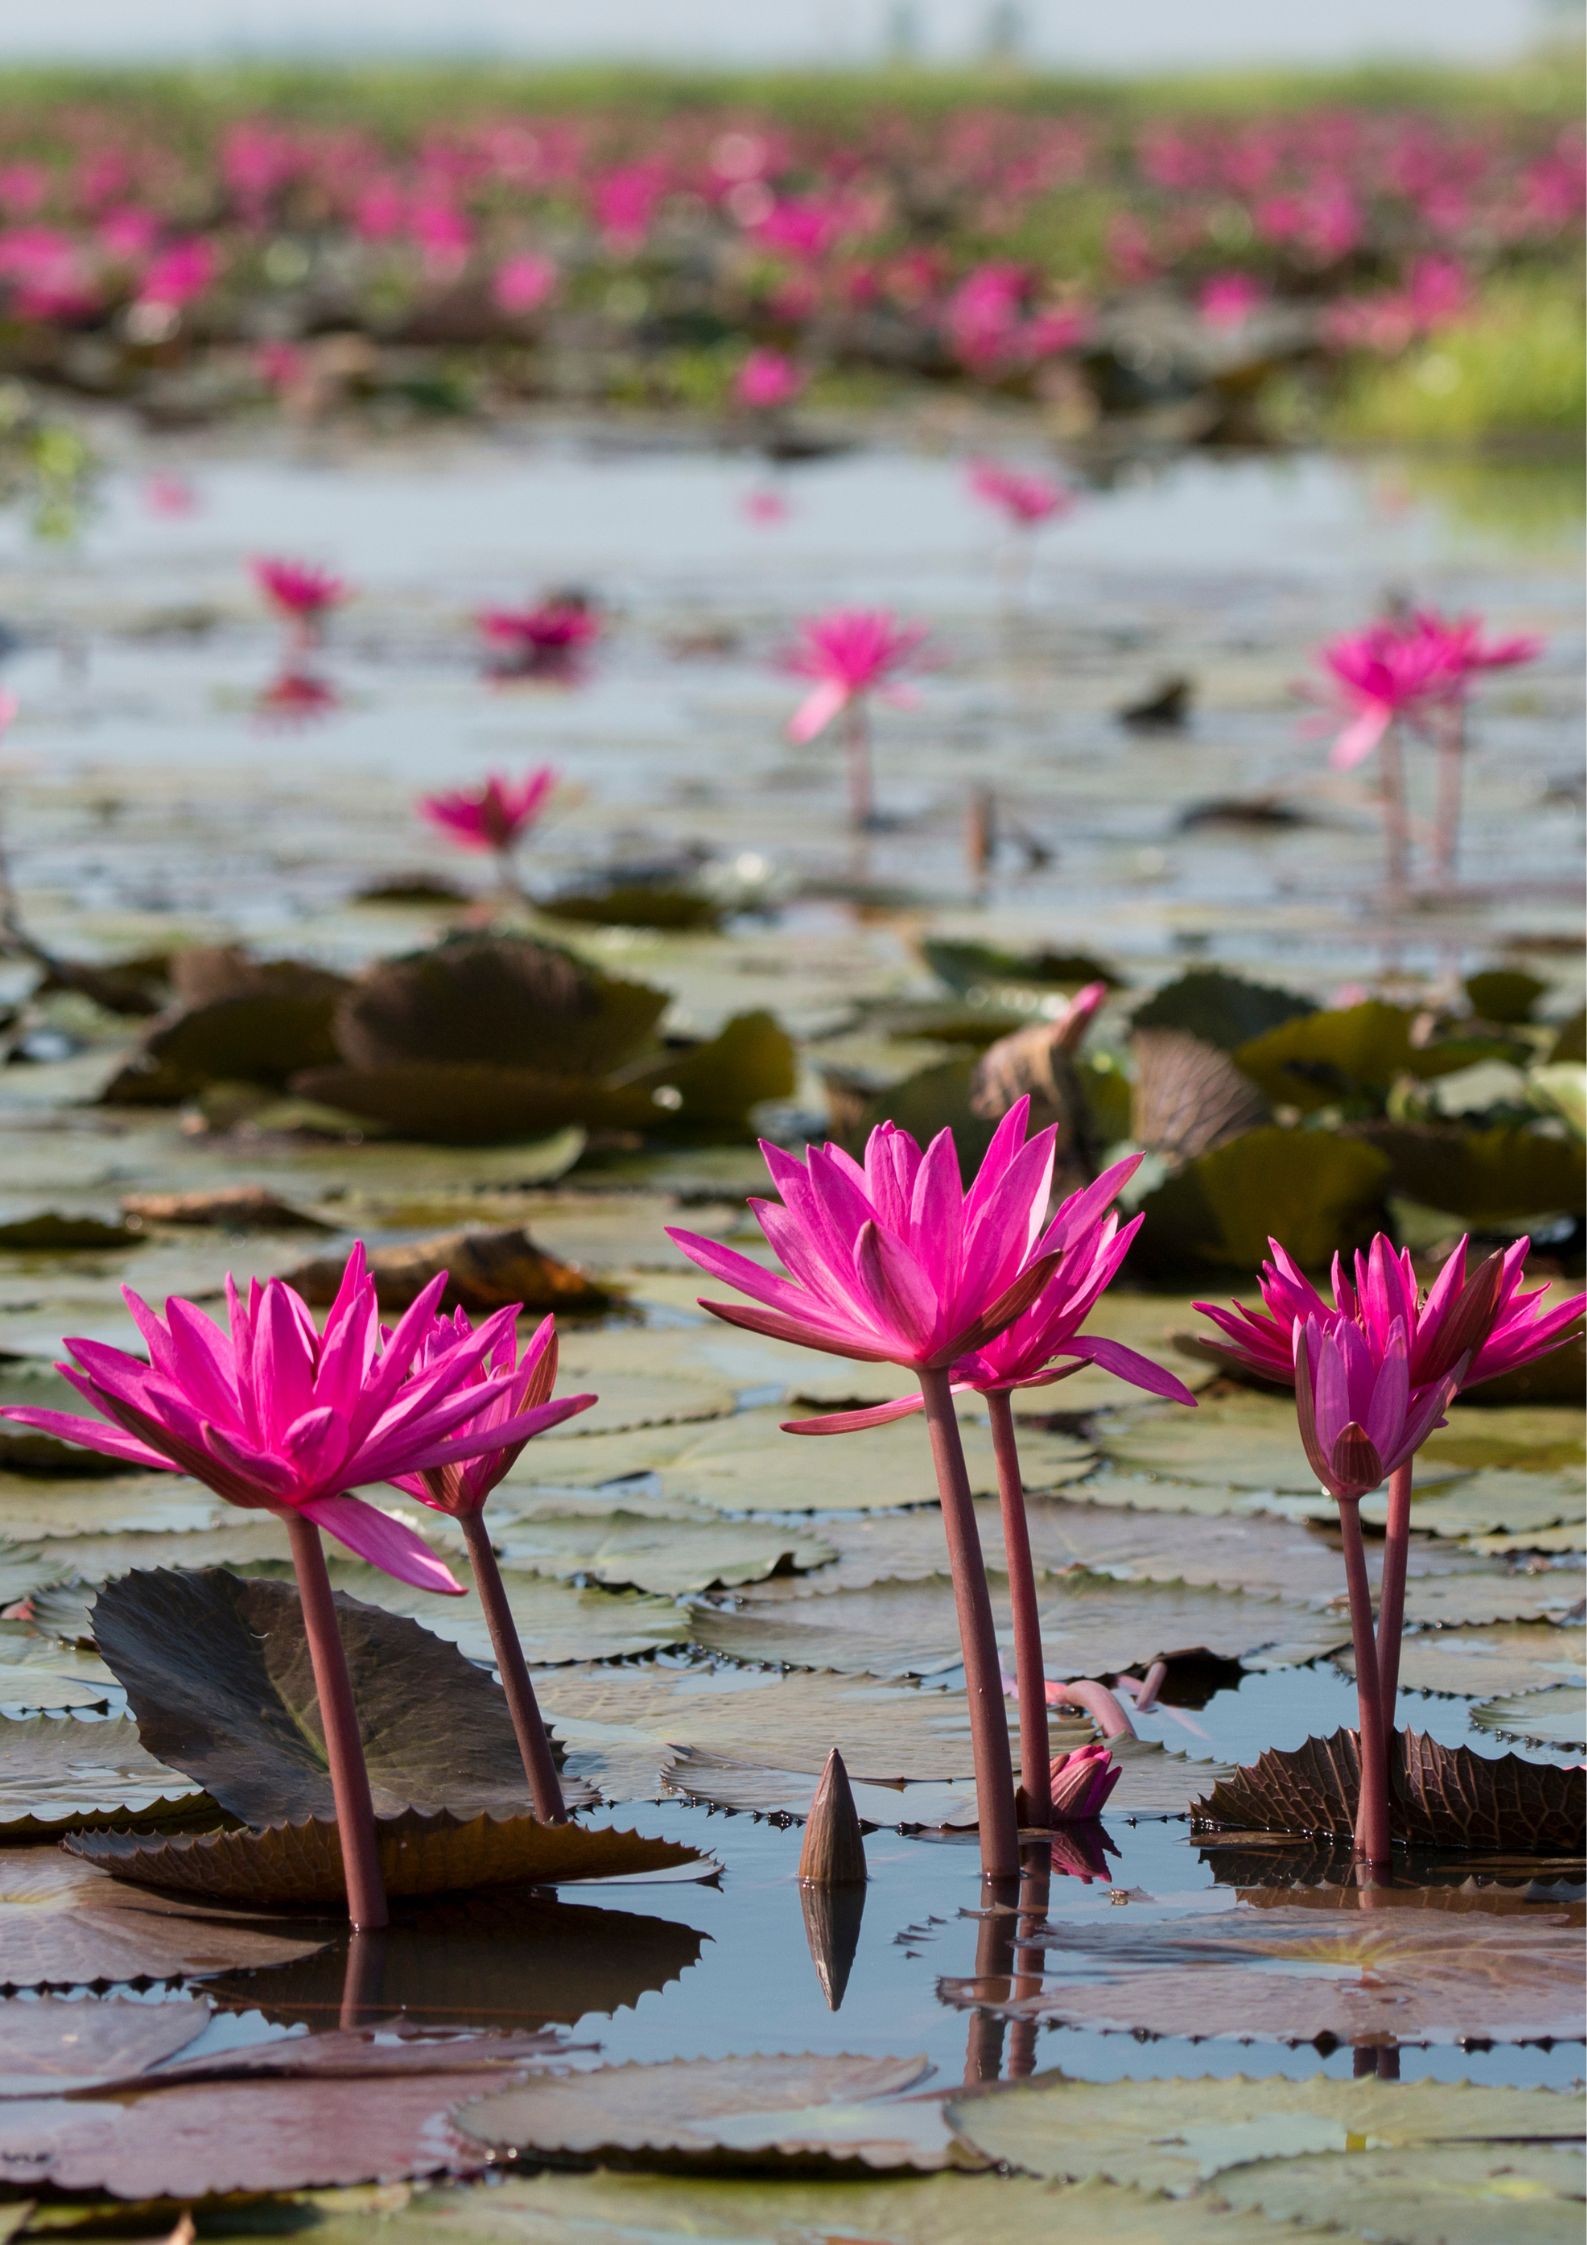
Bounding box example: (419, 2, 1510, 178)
(477, 600, 599, 680)
(1313, 621, 1451, 770)
(735, 348, 803, 411)
(251, 557, 348, 625)
(782, 609, 930, 744)
(142, 473, 197, 517)
(968, 459, 1073, 529)
(137, 238, 217, 310)
(420, 768, 558, 855)
(743, 488, 790, 525)
(1198, 271, 1267, 328)
(492, 251, 557, 316)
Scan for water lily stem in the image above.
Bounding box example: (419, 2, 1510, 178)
(918, 1367, 1019, 1881)
(1048, 1677, 1137, 1740)
(1336, 1495, 1393, 1872)
(844, 702, 874, 830)
(987, 1390, 1051, 1828)
(284, 1512, 387, 1931)
(461, 1509, 566, 1823)
(1379, 722, 1410, 899)
(1433, 702, 1466, 885)
(1376, 1460, 1414, 1750)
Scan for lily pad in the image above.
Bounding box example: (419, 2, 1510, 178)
(1132, 1127, 1391, 1276)
(941, 1897, 1585, 2045)
(0, 1712, 206, 1836)
(91, 1568, 599, 1826)
(1472, 1686, 1587, 1750)
(1380, 1625, 1586, 1702)
(285, 1225, 617, 1314)
(70, 1808, 711, 1908)
(946, 2071, 1581, 2193)
(0, 1848, 329, 1990)
(691, 1572, 1342, 1680)
(0, 1993, 212, 2092)
(1360, 1121, 1585, 1221)
(458, 2051, 959, 2174)
(1191, 1727, 1586, 1852)
(1215, 2142, 1587, 2245)
(1132, 970, 1314, 1053)
(494, 1507, 836, 1595)
(1233, 1001, 1514, 1112)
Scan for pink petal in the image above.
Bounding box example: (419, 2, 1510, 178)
(298, 1493, 464, 1594)
(781, 1395, 928, 1435)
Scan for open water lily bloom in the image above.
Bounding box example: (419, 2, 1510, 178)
(1316, 622, 1450, 770)
(783, 609, 930, 744)
(420, 768, 557, 854)
(0, 1249, 568, 1593)
(1294, 1315, 1460, 1504)
(667, 1100, 1061, 1370)
(968, 459, 1072, 528)
(250, 556, 347, 621)
(784, 1154, 1197, 1432)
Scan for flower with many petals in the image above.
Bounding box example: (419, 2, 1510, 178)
(251, 556, 347, 624)
(478, 600, 599, 681)
(1315, 622, 1450, 770)
(0, 1248, 564, 1593)
(782, 609, 929, 746)
(667, 1101, 1061, 1372)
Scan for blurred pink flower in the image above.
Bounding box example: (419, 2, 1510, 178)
(783, 609, 930, 744)
(1198, 271, 1266, 328)
(492, 251, 557, 316)
(252, 556, 347, 623)
(478, 600, 599, 680)
(1314, 621, 1451, 770)
(735, 347, 803, 411)
(743, 487, 790, 525)
(968, 459, 1073, 529)
(420, 767, 557, 855)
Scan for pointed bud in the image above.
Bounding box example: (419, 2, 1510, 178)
(798, 1747, 867, 1886)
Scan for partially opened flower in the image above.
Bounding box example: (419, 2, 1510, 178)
(420, 768, 557, 867)
(968, 459, 1072, 530)
(1049, 1741, 1121, 1822)
(0, 1247, 570, 1930)
(1294, 1314, 1459, 1506)
(251, 556, 347, 643)
(390, 1309, 595, 1822)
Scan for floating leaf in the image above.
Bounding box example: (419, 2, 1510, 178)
(1131, 970, 1314, 1053)
(0, 1712, 206, 1837)
(941, 1896, 1585, 2045)
(494, 1508, 835, 1596)
(69, 1808, 710, 1908)
(1384, 1625, 1586, 1702)
(91, 1569, 598, 1826)
(208, 1889, 707, 2033)
(0, 1210, 140, 1251)
(121, 1185, 333, 1231)
(291, 1058, 661, 1143)
(1216, 2142, 1587, 2245)
(1464, 968, 1548, 1025)
(1129, 1031, 1269, 1161)
(1132, 1126, 1391, 1276)
(1355, 1120, 1585, 1220)
(102, 954, 348, 1105)
(947, 2071, 1581, 2193)
(1472, 1686, 1587, 1750)
(285, 1225, 616, 1314)
(458, 2051, 958, 2174)
(1190, 1727, 1585, 1853)
(0, 1993, 211, 2092)
(1233, 1001, 1515, 1112)
(922, 939, 1121, 1000)
(541, 879, 724, 933)
(692, 1572, 1342, 1680)
(0, 1848, 328, 1990)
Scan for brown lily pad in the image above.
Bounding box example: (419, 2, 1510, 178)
(1190, 1727, 1585, 1854)
(284, 1224, 615, 1314)
(0, 1993, 211, 2092)
(68, 1808, 712, 1908)
(121, 1186, 333, 1231)
(91, 1568, 598, 1825)
(0, 1712, 208, 1837)
(0, 1848, 329, 1989)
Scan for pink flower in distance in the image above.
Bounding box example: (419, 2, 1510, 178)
(968, 459, 1073, 530)
(493, 252, 557, 317)
(389, 1310, 594, 1518)
(735, 348, 803, 411)
(743, 488, 790, 526)
(137, 238, 217, 310)
(784, 1154, 1195, 1434)
(1198, 271, 1267, 328)
(478, 601, 599, 680)
(783, 610, 930, 744)
(1050, 1741, 1122, 1821)
(0, 1249, 574, 1593)
(252, 557, 347, 623)
(1196, 1233, 1585, 1399)
(420, 768, 557, 855)
(1405, 608, 1545, 689)
(1315, 622, 1450, 770)
(1295, 1315, 1459, 1504)
(666, 1100, 1063, 1371)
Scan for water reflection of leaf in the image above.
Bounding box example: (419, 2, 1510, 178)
(209, 1888, 707, 2031)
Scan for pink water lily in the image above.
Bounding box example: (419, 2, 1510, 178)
(1316, 622, 1450, 772)
(478, 599, 599, 680)
(420, 767, 557, 858)
(783, 609, 930, 746)
(735, 347, 803, 411)
(968, 459, 1072, 530)
(0, 1249, 559, 1594)
(1195, 1231, 1584, 1396)
(667, 1101, 1060, 1374)
(1049, 1741, 1122, 1821)
(1294, 1314, 1459, 1506)
(251, 556, 347, 623)
(390, 1308, 595, 1823)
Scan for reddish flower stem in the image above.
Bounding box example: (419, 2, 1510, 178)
(1048, 1677, 1137, 1739)
(1375, 1459, 1414, 1751)
(1432, 702, 1466, 885)
(918, 1366, 1019, 1881)
(986, 1390, 1051, 1829)
(1380, 721, 1410, 898)
(284, 1512, 387, 1931)
(1336, 1495, 1393, 1872)
(843, 702, 874, 830)
(338, 1927, 387, 2030)
(461, 1509, 566, 1823)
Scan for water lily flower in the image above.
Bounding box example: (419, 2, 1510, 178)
(251, 556, 347, 654)
(1198, 271, 1266, 328)
(390, 1308, 595, 1821)
(492, 251, 558, 317)
(1294, 1313, 1463, 1871)
(670, 1103, 1066, 1880)
(784, 1153, 1194, 1832)
(1049, 1741, 1122, 1822)
(735, 347, 803, 411)
(478, 599, 599, 682)
(420, 768, 558, 893)
(1316, 621, 1450, 773)
(782, 608, 931, 827)
(0, 1248, 570, 1929)
(1399, 610, 1543, 878)
(968, 459, 1072, 530)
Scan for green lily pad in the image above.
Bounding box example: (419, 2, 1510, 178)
(1232, 1001, 1517, 1112)
(1362, 1121, 1585, 1220)
(1216, 2143, 1587, 2245)
(1131, 1126, 1391, 1276)
(1131, 970, 1314, 1053)
(1472, 1685, 1587, 1749)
